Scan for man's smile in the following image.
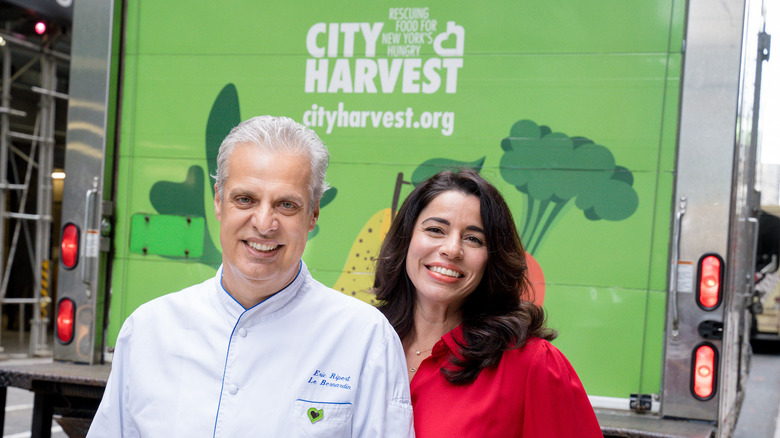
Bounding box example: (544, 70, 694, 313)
(246, 241, 280, 252)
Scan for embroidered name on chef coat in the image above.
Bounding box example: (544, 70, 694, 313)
(307, 369, 353, 390)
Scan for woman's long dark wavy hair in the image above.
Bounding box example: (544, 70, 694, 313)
(374, 169, 556, 384)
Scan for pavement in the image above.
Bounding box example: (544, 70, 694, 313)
(732, 340, 780, 438)
(4, 384, 68, 438)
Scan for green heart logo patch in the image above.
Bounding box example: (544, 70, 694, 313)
(307, 407, 324, 424)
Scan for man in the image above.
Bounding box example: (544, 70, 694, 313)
(88, 116, 414, 437)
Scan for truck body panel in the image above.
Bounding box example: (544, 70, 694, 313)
(108, 2, 686, 402)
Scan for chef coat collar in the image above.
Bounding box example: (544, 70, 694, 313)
(214, 261, 307, 320)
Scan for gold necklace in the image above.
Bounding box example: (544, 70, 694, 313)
(409, 346, 433, 372)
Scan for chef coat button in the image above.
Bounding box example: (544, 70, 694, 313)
(228, 384, 238, 395)
(238, 328, 247, 337)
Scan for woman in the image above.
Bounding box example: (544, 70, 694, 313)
(374, 169, 602, 437)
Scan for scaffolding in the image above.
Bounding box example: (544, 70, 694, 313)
(0, 30, 69, 357)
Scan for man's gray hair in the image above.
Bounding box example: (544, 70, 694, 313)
(214, 116, 330, 210)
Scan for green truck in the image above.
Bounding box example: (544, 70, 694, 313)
(6, 0, 777, 436)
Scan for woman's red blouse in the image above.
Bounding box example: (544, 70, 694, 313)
(410, 325, 603, 437)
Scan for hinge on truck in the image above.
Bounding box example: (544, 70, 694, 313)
(100, 200, 114, 252)
(758, 31, 770, 63)
(629, 394, 653, 412)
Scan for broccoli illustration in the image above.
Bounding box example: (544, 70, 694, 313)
(500, 119, 638, 254)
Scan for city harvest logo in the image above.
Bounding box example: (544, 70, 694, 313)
(302, 7, 463, 136)
(304, 7, 464, 94)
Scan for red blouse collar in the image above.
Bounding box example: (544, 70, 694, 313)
(433, 324, 467, 362)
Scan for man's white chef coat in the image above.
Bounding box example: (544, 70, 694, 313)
(87, 261, 414, 437)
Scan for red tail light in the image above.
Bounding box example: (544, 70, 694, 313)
(34, 21, 47, 35)
(61, 223, 79, 269)
(697, 254, 722, 309)
(57, 298, 75, 344)
(691, 343, 717, 400)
